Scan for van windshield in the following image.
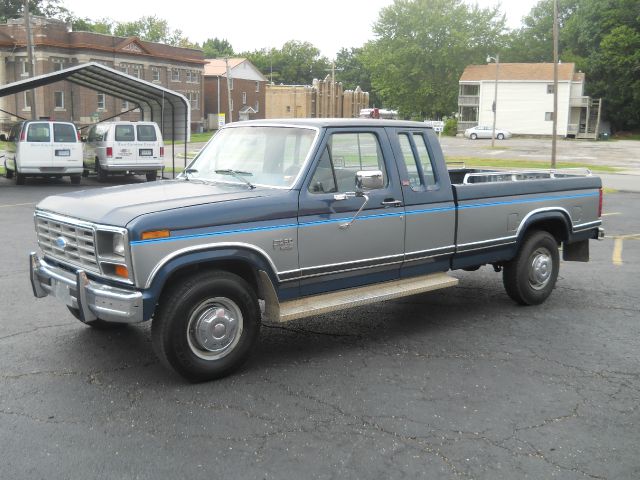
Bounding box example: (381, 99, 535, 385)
(185, 126, 317, 188)
(137, 125, 157, 141)
(53, 123, 77, 142)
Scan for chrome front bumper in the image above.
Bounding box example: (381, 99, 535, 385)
(29, 252, 144, 324)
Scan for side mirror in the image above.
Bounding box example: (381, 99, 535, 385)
(356, 170, 384, 191)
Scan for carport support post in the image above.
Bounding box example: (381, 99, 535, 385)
(23, 0, 37, 120)
(551, 0, 559, 168)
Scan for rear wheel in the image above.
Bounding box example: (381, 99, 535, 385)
(146, 171, 157, 182)
(470, 133, 477, 140)
(70, 174, 81, 185)
(503, 230, 559, 305)
(15, 171, 25, 185)
(152, 270, 260, 382)
(497, 133, 505, 140)
(96, 160, 107, 182)
(4, 165, 13, 179)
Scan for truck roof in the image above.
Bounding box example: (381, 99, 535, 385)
(226, 118, 432, 129)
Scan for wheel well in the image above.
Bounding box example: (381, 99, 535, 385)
(159, 259, 260, 300)
(521, 218, 568, 244)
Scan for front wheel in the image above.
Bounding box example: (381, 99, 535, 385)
(96, 160, 107, 182)
(151, 270, 260, 382)
(503, 230, 560, 305)
(70, 174, 81, 185)
(470, 133, 478, 140)
(497, 133, 505, 140)
(146, 171, 157, 182)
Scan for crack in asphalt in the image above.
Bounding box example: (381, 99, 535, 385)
(0, 322, 73, 341)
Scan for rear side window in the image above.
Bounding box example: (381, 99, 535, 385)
(26, 123, 50, 142)
(136, 125, 157, 141)
(115, 125, 135, 141)
(53, 123, 77, 143)
(397, 132, 437, 191)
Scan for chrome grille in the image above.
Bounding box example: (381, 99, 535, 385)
(35, 215, 99, 272)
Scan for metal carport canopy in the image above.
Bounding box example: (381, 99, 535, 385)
(0, 62, 190, 142)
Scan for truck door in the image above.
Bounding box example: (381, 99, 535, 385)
(297, 128, 405, 296)
(391, 128, 456, 276)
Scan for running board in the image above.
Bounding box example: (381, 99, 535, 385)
(278, 272, 458, 323)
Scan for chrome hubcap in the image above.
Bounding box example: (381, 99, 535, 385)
(187, 298, 243, 360)
(529, 248, 552, 290)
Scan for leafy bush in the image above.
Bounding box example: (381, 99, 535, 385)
(443, 118, 458, 136)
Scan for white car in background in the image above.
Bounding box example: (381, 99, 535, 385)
(464, 125, 512, 140)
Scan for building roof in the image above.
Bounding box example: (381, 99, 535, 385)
(460, 63, 579, 82)
(204, 58, 267, 81)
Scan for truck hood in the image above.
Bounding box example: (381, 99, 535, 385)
(36, 180, 270, 226)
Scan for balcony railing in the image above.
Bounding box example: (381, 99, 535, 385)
(570, 96, 590, 108)
(457, 121, 477, 132)
(458, 96, 480, 106)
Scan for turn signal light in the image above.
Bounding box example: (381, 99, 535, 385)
(114, 265, 129, 278)
(141, 229, 170, 240)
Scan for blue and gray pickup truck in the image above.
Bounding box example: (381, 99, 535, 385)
(29, 119, 604, 381)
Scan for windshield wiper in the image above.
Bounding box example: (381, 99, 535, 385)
(182, 168, 198, 181)
(215, 169, 256, 189)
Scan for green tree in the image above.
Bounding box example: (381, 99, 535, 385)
(244, 41, 330, 85)
(201, 38, 234, 58)
(112, 15, 194, 47)
(334, 47, 379, 106)
(70, 17, 113, 34)
(361, 0, 506, 119)
(1, 0, 68, 22)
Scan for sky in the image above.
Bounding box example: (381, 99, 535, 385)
(60, 0, 539, 58)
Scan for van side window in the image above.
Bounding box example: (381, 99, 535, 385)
(115, 125, 135, 141)
(136, 125, 157, 141)
(27, 123, 50, 142)
(53, 123, 77, 143)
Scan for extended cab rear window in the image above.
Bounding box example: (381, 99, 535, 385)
(115, 125, 135, 141)
(136, 125, 157, 141)
(53, 123, 77, 143)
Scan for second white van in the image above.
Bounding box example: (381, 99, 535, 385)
(84, 121, 165, 182)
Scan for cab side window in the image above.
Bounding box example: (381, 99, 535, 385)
(397, 132, 437, 191)
(308, 132, 387, 194)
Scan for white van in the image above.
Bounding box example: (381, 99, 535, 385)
(84, 121, 164, 182)
(3, 121, 83, 185)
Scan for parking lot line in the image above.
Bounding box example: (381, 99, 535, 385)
(0, 202, 35, 208)
(611, 233, 640, 266)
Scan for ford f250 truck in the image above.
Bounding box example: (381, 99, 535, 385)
(29, 119, 604, 381)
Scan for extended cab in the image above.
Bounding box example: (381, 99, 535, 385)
(29, 119, 604, 381)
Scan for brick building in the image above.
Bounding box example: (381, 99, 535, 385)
(203, 58, 268, 128)
(0, 17, 206, 133)
(266, 75, 369, 119)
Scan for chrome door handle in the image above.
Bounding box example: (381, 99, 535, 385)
(381, 199, 402, 207)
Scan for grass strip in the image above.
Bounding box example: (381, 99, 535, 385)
(446, 156, 620, 173)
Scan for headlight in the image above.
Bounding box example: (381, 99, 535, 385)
(112, 233, 125, 257)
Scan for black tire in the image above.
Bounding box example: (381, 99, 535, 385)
(497, 133, 505, 140)
(146, 171, 157, 182)
(96, 160, 107, 182)
(67, 306, 127, 329)
(4, 165, 13, 179)
(152, 270, 260, 382)
(70, 174, 81, 185)
(15, 171, 25, 185)
(470, 133, 477, 140)
(503, 230, 560, 305)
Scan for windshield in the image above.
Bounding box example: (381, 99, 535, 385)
(184, 126, 317, 188)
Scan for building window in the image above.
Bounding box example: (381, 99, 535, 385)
(122, 100, 129, 111)
(23, 91, 31, 109)
(547, 84, 555, 94)
(254, 100, 259, 113)
(186, 71, 199, 83)
(52, 59, 65, 72)
(54, 91, 64, 109)
(171, 68, 180, 81)
(228, 78, 234, 90)
(20, 59, 29, 77)
(255, 81, 260, 93)
(286, 106, 291, 113)
(152, 68, 160, 82)
(545, 112, 554, 121)
(230, 98, 234, 111)
(242, 92, 247, 105)
(187, 92, 200, 110)
(97, 93, 106, 110)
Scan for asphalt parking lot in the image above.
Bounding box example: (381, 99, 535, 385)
(1, 149, 639, 479)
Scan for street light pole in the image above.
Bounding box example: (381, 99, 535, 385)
(487, 53, 499, 148)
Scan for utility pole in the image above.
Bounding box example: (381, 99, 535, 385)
(487, 54, 499, 148)
(551, 0, 559, 168)
(23, 0, 37, 119)
(224, 57, 232, 123)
